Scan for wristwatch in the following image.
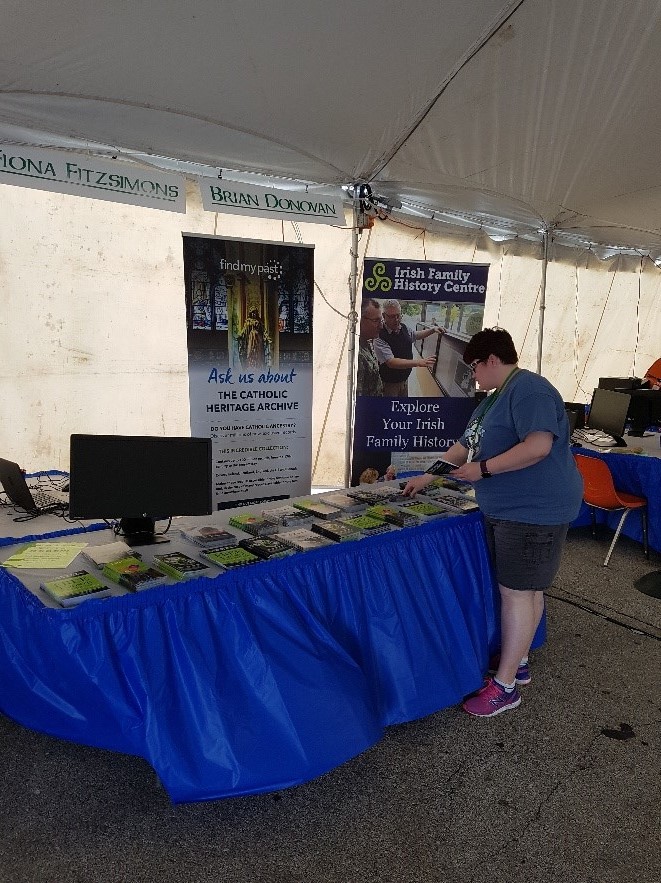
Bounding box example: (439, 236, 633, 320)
(480, 459, 492, 478)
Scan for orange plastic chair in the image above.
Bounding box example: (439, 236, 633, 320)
(643, 357, 661, 389)
(574, 453, 649, 566)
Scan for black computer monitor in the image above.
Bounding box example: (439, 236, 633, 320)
(586, 388, 631, 446)
(626, 389, 661, 436)
(598, 376, 642, 391)
(69, 434, 213, 544)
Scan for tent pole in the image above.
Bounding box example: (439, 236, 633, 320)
(345, 201, 360, 487)
(536, 228, 550, 374)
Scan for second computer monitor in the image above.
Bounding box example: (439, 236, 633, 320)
(626, 388, 661, 436)
(587, 388, 631, 443)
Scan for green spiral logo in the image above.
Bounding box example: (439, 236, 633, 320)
(364, 262, 392, 292)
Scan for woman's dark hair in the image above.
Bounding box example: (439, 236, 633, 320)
(463, 327, 518, 365)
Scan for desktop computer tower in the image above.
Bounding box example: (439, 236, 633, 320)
(564, 402, 586, 429)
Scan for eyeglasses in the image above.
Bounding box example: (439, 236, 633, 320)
(467, 359, 484, 373)
(363, 316, 383, 324)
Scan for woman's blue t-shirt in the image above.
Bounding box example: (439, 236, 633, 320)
(460, 369, 583, 524)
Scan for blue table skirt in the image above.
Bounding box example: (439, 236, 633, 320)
(571, 448, 661, 552)
(0, 513, 543, 803)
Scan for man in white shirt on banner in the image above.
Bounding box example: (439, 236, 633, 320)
(374, 299, 443, 396)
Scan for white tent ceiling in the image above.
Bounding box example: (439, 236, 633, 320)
(3, 0, 661, 255)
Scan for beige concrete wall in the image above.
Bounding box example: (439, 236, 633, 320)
(1, 180, 660, 482)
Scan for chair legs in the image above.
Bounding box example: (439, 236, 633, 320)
(641, 507, 649, 560)
(587, 504, 648, 567)
(603, 510, 631, 567)
(589, 506, 597, 538)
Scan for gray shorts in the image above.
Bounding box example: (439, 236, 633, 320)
(483, 517, 569, 591)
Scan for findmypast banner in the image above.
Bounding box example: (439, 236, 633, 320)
(183, 234, 314, 509)
(352, 258, 489, 484)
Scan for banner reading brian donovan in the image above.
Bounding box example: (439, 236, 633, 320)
(197, 178, 345, 225)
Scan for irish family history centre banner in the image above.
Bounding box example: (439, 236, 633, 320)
(183, 235, 314, 508)
(352, 258, 489, 484)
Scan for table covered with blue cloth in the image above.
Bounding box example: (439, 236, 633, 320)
(571, 447, 661, 552)
(0, 513, 543, 803)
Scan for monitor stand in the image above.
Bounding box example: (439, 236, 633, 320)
(118, 517, 170, 546)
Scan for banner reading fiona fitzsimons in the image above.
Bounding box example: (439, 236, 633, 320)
(352, 258, 489, 484)
(183, 234, 314, 509)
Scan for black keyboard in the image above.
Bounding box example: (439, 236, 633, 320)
(29, 489, 69, 511)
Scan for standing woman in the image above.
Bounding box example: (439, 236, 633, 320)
(403, 328, 583, 717)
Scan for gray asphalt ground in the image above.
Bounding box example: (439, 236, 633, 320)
(1, 525, 659, 883)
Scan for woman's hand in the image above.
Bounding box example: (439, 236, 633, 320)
(452, 461, 483, 483)
(401, 473, 435, 498)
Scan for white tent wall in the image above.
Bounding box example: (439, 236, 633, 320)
(0, 183, 191, 469)
(533, 248, 661, 402)
(0, 180, 355, 482)
(1, 182, 660, 485)
(570, 252, 661, 394)
(462, 236, 661, 402)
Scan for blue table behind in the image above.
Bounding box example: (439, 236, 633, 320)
(571, 447, 661, 552)
(0, 512, 544, 803)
